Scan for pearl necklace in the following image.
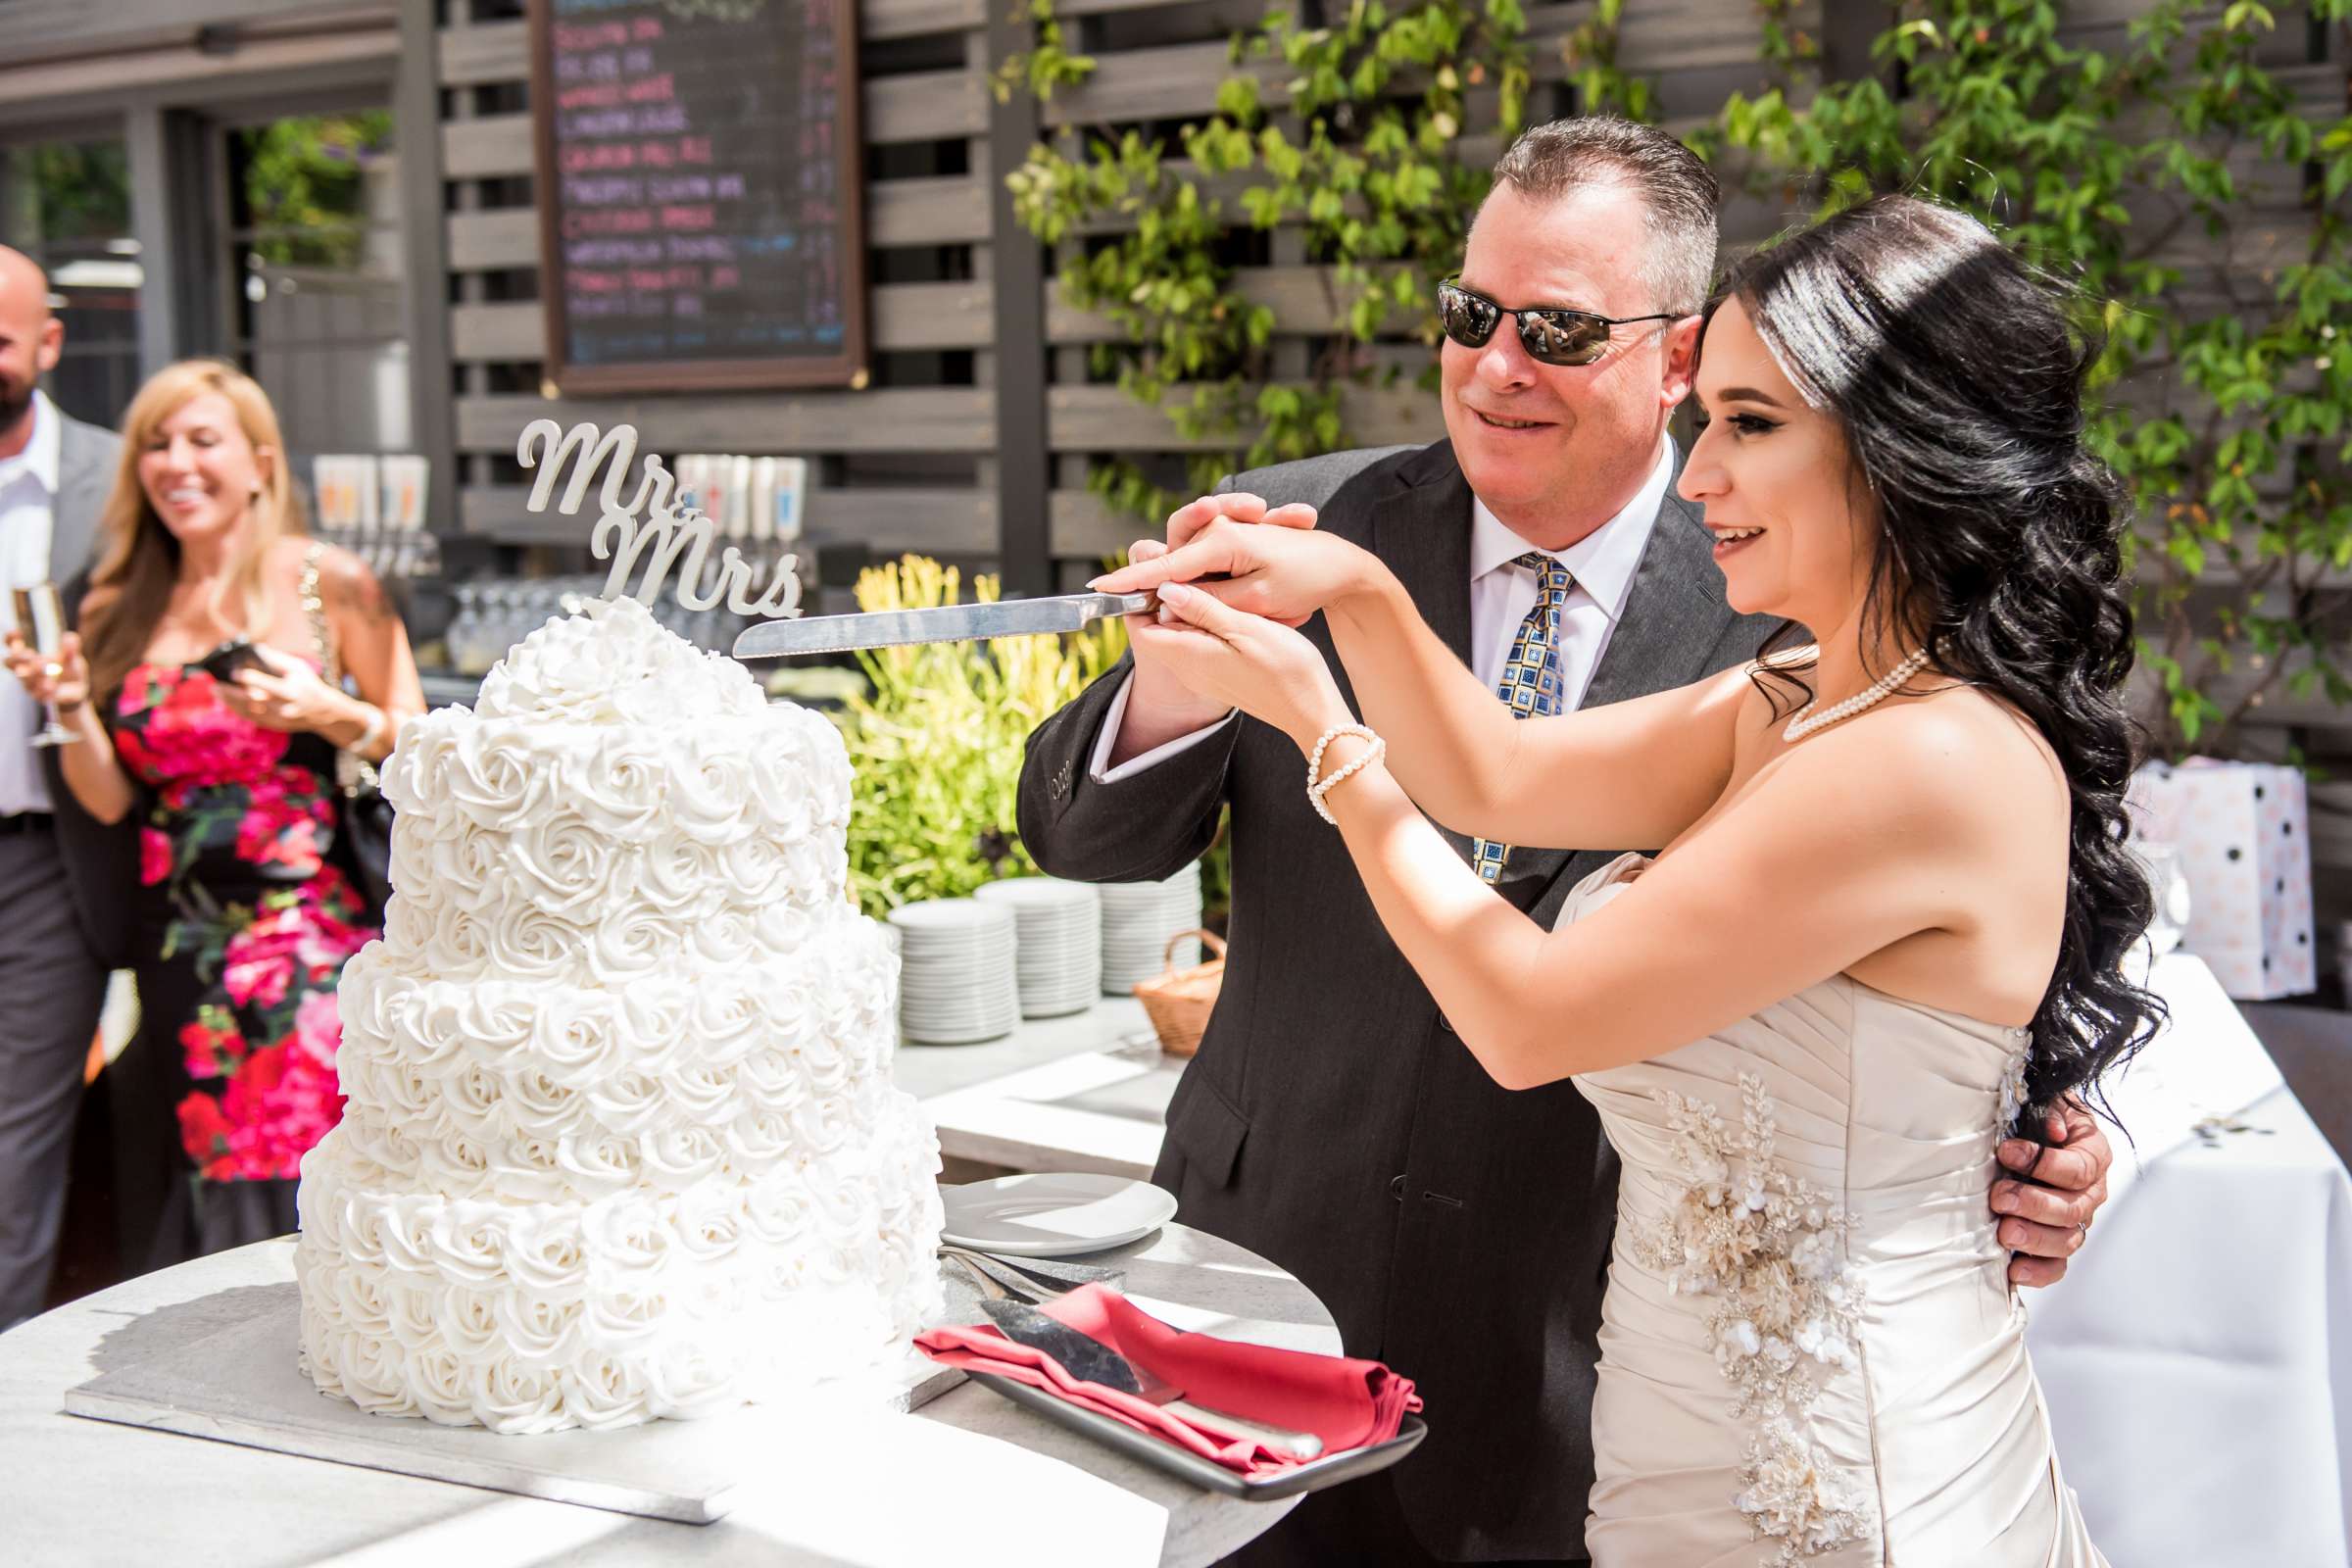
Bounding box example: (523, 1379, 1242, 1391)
(1783, 647, 1932, 743)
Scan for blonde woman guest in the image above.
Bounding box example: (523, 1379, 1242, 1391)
(4, 360, 422, 1264)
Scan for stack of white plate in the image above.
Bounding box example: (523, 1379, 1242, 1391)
(889, 900, 1020, 1045)
(974, 877, 1102, 1018)
(1099, 860, 1205, 995)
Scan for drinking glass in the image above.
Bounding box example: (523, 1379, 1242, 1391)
(9, 582, 79, 747)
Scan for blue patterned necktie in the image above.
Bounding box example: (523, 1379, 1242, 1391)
(1473, 552, 1576, 882)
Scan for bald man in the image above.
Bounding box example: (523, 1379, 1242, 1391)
(0, 245, 122, 1329)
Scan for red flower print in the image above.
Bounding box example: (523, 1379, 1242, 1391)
(177, 1092, 237, 1177)
(236, 790, 324, 877)
(115, 668, 287, 788)
(293, 990, 341, 1070)
(177, 1005, 246, 1079)
(223, 943, 294, 1010)
(141, 828, 172, 886)
(211, 1041, 343, 1179)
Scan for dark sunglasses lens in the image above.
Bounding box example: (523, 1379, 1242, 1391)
(1438, 284, 1498, 348)
(1520, 310, 1610, 366)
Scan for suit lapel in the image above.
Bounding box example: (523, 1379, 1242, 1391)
(1370, 442, 1475, 666)
(51, 418, 112, 581)
(1366, 443, 1478, 862)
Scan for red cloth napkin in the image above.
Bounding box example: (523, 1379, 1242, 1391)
(914, 1283, 1421, 1477)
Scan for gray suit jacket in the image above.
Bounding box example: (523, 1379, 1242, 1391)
(37, 412, 132, 967)
(1018, 438, 1781, 1560)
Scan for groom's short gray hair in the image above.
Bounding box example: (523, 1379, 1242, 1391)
(1488, 117, 1721, 318)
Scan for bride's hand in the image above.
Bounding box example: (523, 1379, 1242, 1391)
(1129, 581, 1352, 747)
(1091, 515, 1378, 629)
(1163, 491, 1321, 552)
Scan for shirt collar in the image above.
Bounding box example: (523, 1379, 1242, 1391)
(1467, 432, 1675, 624)
(0, 391, 62, 494)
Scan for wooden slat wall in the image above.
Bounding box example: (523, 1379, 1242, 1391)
(426, 2, 2350, 909)
(432, 0, 1844, 570)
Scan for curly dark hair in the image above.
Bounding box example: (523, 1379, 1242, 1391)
(1704, 193, 2164, 1121)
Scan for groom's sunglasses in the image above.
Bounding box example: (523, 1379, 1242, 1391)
(1436, 278, 1679, 368)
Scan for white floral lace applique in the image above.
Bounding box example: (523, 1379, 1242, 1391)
(1739, 1417, 1876, 1565)
(1630, 1072, 1874, 1563)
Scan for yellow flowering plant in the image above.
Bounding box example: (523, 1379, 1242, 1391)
(835, 556, 1131, 914)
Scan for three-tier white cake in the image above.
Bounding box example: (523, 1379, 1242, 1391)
(294, 598, 946, 1433)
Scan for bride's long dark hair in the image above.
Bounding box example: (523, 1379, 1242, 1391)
(1706, 194, 2163, 1118)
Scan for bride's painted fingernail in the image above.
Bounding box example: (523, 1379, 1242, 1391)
(1159, 582, 1191, 603)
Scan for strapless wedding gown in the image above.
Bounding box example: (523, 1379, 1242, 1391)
(1561, 854, 2106, 1567)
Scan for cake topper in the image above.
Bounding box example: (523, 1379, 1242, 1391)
(515, 418, 804, 618)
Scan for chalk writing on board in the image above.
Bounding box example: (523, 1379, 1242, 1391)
(533, 0, 864, 390)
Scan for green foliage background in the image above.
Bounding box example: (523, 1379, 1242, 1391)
(836, 557, 1142, 914)
(1006, 0, 2352, 760)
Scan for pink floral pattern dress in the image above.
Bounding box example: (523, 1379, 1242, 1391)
(112, 661, 374, 1232)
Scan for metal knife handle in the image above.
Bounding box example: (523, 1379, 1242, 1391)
(1160, 1396, 1327, 1462)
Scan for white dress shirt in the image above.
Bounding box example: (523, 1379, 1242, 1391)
(0, 391, 63, 816)
(1089, 434, 1677, 784)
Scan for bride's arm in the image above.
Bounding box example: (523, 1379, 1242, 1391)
(1099, 519, 1748, 853)
(1324, 565, 1751, 851)
(1131, 579, 1997, 1086)
(1311, 703, 1988, 1086)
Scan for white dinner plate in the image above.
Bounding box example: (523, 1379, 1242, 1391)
(938, 1173, 1179, 1257)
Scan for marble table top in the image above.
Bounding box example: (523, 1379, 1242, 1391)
(3, 1222, 1337, 1568)
(897, 999, 1179, 1180)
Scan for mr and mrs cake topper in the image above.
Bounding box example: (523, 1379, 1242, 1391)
(516, 418, 806, 619)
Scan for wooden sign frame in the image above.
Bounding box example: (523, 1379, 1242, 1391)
(526, 0, 869, 395)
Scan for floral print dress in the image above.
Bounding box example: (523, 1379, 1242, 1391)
(112, 660, 375, 1254)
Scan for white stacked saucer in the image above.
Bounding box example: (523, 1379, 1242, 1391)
(889, 899, 1020, 1045)
(974, 876, 1102, 1018)
(1099, 860, 1205, 995)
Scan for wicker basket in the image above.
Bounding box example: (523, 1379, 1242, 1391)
(1132, 928, 1226, 1057)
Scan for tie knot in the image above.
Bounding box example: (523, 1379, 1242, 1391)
(1514, 551, 1572, 596)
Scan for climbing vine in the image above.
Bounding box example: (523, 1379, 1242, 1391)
(1004, 0, 1532, 519)
(1004, 0, 2352, 752)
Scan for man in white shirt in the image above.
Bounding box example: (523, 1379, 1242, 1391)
(1017, 120, 2114, 1565)
(0, 245, 122, 1329)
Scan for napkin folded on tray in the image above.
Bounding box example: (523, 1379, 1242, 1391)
(915, 1282, 1421, 1476)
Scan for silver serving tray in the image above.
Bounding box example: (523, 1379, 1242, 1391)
(966, 1371, 1427, 1501)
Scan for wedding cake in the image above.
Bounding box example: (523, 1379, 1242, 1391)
(294, 598, 945, 1433)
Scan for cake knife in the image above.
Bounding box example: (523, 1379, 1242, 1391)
(733, 592, 1155, 658)
(975, 1296, 1325, 1461)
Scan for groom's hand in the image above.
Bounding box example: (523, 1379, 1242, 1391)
(1993, 1099, 2113, 1288)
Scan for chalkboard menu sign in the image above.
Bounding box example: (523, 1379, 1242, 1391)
(528, 0, 867, 393)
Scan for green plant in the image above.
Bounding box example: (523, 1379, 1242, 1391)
(239, 112, 394, 270)
(1672, 0, 2352, 756)
(1004, 0, 1532, 521)
(836, 556, 1131, 913)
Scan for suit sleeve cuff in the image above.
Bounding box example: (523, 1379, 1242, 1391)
(1088, 673, 1238, 785)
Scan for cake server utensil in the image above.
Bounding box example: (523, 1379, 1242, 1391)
(974, 1295, 1325, 1461)
(734, 593, 1154, 658)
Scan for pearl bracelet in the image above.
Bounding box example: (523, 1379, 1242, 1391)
(352, 704, 386, 759)
(1305, 723, 1385, 825)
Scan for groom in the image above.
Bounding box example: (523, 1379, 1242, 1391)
(1017, 117, 2113, 1565)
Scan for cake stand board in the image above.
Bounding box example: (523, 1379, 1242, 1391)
(63, 1281, 961, 1524)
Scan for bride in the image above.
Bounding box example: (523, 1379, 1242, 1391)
(1094, 194, 2160, 1565)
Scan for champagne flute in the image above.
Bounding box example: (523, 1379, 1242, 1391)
(10, 582, 80, 747)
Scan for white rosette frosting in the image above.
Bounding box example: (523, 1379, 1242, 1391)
(298, 598, 943, 1434)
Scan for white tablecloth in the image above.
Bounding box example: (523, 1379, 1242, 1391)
(2027, 956, 2352, 1566)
